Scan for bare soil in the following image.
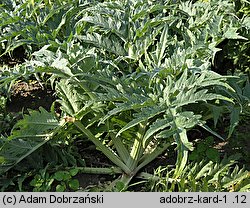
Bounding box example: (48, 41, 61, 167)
(7, 81, 55, 113)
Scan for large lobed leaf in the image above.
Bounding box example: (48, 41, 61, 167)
(0, 107, 61, 175)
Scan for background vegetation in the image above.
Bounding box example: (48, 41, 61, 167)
(0, 0, 249, 191)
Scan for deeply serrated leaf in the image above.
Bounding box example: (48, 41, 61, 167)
(0, 107, 61, 174)
(117, 106, 166, 136)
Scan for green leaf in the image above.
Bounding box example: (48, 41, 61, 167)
(10, 107, 59, 139)
(56, 183, 66, 192)
(239, 183, 250, 192)
(68, 179, 79, 191)
(100, 100, 153, 124)
(79, 14, 126, 41)
(195, 161, 214, 180)
(56, 80, 83, 116)
(54, 171, 71, 181)
(69, 168, 79, 177)
(189, 151, 198, 161)
(199, 124, 224, 140)
(211, 105, 224, 127)
(175, 112, 202, 129)
(206, 148, 220, 162)
(197, 143, 207, 153)
(77, 33, 126, 56)
(224, 27, 248, 40)
(117, 106, 165, 136)
(228, 107, 241, 138)
(155, 25, 169, 66)
(143, 118, 172, 148)
(115, 181, 126, 191)
(0, 108, 61, 175)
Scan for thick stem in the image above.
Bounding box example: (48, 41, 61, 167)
(109, 132, 131, 165)
(126, 122, 146, 171)
(112, 173, 134, 191)
(74, 120, 131, 175)
(134, 141, 171, 174)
